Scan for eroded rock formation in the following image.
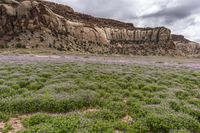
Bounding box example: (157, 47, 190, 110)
(0, 0, 199, 55)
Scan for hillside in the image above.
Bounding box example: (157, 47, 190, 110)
(0, 0, 199, 56)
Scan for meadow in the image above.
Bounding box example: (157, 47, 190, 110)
(0, 61, 199, 133)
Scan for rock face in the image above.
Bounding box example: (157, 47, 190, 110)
(172, 35, 200, 56)
(0, 0, 199, 55)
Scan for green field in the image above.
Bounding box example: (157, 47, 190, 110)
(0, 62, 200, 133)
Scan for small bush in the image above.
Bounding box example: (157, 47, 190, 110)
(23, 114, 115, 132)
(144, 98, 161, 105)
(142, 84, 167, 92)
(27, 82, 44, 90)
(105, 101, 126, 118)
(0, 112, 9, 121)
(86, 109, 116, 120)
(144, 113, 200, 133)
(23, 114, 51, 127)
(176, 91, 190, 100)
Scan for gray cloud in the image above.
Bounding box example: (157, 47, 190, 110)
(141, 0, 200, 25)
(51, 0, 200, 42)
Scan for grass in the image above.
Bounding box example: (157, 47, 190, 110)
(0, 62, 199, 132)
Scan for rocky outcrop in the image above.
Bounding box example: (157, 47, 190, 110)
(0, 0, 198, 56)
(172, 34, 190, 43)
(171, 35, 200, 56)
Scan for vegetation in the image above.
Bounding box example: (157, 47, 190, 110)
(0, 62, 199, 132)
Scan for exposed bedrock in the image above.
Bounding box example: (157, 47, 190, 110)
(0, 0, 198, 56)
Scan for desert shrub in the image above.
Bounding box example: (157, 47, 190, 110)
(105, 101, 126, 118)
(142, 84, 167, 92)
(127, 82, 139, 90)
(23, 114, 115, 133)
(188, 98, 200, 108)
(127, 99, 146, 118)
(17, 80, 30, 88)
(181, 107, 200, 121)
(23, 114, 51, 128)
(0, 79, 4, 84)
(132, 119, 149, 133)
(0, 85, 17, 98)
(122, 89, 131, 97)
(131, 90, 144, 100)
(137, 81, 146, 89)
(171, 129, 191, 133)
(11, 84, 21, 90)
(170, 100, 182, 112)
(176, 91, 190, 100)
(43, 82, 79, 93)
(2, 123, 13, 133)
(27, 82, 44, 90)
(39, 72, 52, 78)
(86, 109, 116, 121)
(0, 112, 9, 122)
(108, 92, 123, 101)
(23, 124, 55, 133)
(169, 100, 200, 121)
(134, 114, 200, 133)
(79, 81, 99, 91)
(144, 113, 200, 133)
(144, 98, 161, 105)
(0, 90, 100, 114)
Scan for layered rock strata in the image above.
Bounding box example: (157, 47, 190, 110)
(0, 0, 198, 55)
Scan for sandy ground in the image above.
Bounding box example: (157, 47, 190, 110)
(0, 55, 199, 70)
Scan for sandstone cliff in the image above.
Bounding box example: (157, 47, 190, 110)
(172, 35, 200, 56)
(0, 0, 199, 55)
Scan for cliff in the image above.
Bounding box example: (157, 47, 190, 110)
(0, 0, 199, 55)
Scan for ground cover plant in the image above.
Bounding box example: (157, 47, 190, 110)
(0, 62, 199, 133)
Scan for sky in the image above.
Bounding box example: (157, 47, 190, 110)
(51, 0, 200, 42)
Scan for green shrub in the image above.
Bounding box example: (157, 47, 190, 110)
(86, 109, 116, 121)
(0, 112, 9, 122)
(23, 114, 115, 133)
(144, 113, 200, 133)
(23, 114, 51, 127)
(127, 99, 146, 118)
(131, 90, 144, 100)
(27, 82, 44, 90)
(176, 91, 190, 100)
(171, 129, 191, 133)
(142, 84, 167, 92)
(0, 79, 4, 84)
(2, 123, 13, 133)
(17, 80, 30, 88)
(144, 98, 161, 105)
(0, 85, 17, 98)
(188, 98, 200, 108)
(105, 101, 126, 118)
(0, 90, 100, 114)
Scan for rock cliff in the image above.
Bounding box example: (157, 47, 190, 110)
(0, 0, 199, 55)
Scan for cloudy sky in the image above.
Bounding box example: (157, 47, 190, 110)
(51, 0, 200, 42)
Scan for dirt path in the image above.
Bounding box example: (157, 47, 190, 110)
(8, 118, 24, 133)
(0, 55, 199, 69)
(0, 122, 5, 133)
